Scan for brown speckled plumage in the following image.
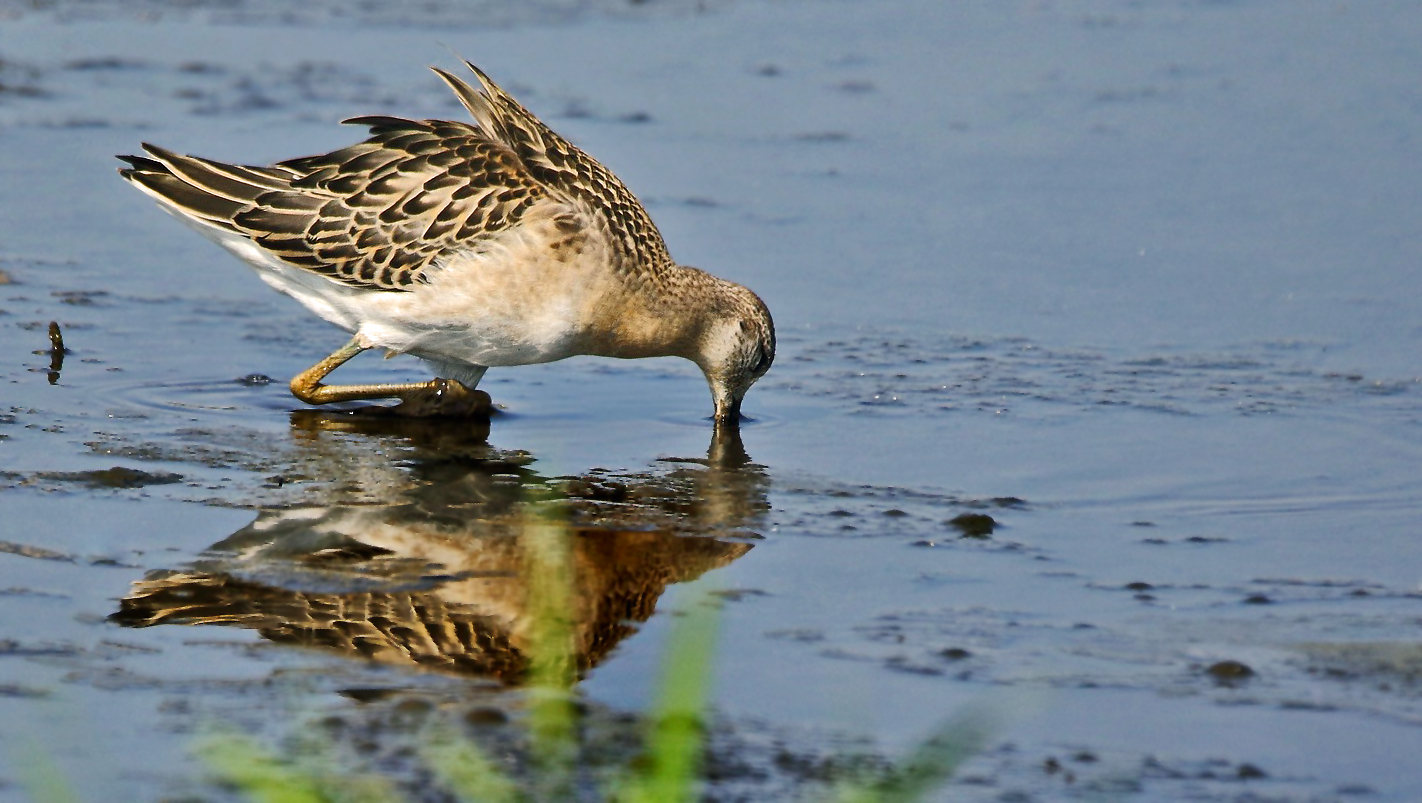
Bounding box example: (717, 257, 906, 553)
(118, 61, 774, 423)
(118, 64, 672, 292)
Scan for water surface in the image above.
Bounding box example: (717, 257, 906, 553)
(2, 1, 1421, 800)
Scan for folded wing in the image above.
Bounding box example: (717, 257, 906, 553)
(118, 62, 675, 292)
(433, 63, 674, 278)
(119, 117, 547, 291)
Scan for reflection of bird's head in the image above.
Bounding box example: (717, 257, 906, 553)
(708, 423, 752, 469)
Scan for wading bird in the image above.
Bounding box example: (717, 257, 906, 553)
(119, 62, 774, 426)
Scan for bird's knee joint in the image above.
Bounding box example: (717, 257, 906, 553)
(289, 376, 322, 403)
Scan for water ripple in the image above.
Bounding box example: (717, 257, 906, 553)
(770, 327, 1421, 421)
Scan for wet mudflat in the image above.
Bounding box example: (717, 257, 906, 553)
(2, 1, 1421, 800)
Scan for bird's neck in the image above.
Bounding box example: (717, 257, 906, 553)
(597, 264, 732, 362)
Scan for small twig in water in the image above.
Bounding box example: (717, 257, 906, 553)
(46, 321, 65, 384)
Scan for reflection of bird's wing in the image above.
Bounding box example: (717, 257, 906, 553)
(433, 63, 676, 283)
(111, 573, 530, 678)
(117, 117, 549, 291)
(109, 529, 752, 680)
(110, 483, 757, 682)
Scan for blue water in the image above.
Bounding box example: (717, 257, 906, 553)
(2, 1, 1421, 800)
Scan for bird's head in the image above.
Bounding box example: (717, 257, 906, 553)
(691, 278, 775, 427)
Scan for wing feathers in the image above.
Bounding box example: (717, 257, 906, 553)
(433, 61, 674, 273)
(140, 144, 266, 205)
(120, 61, 672, 290)
(121, 167, 245, 231)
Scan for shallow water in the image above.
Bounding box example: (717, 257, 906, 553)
(2, 0, 1422, 800)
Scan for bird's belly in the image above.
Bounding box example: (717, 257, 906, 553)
(232, 246, 580, 366)
(357, 246, 621, 369)
(385, 320, 579, 368)
(202, 206, 629, 370)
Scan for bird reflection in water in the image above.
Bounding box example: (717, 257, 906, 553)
(111, 412, 767, 683)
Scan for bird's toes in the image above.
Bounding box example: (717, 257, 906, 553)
(391, 379, 493, 418)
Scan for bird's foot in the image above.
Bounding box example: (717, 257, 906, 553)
(385, 378, 492, 418)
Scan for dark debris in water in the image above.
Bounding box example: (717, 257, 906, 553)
(42, 321, 66, 383)
(1205, 659, 1255, 686)
(32, 466, 184, 489)
(0, 56, 46, 100)
(51, 289, 111, 307)
(64, 56, 150, 71)
(947, 512, 996, 538)
(0, 638, 83, 657)
(1137, 753, 1277, 787)
(0, 587, 69, 599)
(0, 540, 74, 562)
(968, 496, 1027, 509)
(0, 683, 50, 699)
(338, 687, 404, 704)
(775, 479, 1028, 546)
(710, 588, 770, 602)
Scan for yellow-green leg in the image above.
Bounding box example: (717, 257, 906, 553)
(289, 335, 491, 417)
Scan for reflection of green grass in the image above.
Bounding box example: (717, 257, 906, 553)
(195, 735, 395, 803)
(522, 512, 579, 802)
(10, 745, 82, 803)
(615, 578, 720, 803)
(828, 705, 995, 803)
(185, 511, 991, 802)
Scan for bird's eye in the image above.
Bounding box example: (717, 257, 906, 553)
(750, 346, 771, 375)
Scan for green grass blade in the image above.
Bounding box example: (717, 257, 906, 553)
(423, 730, 521, 803)
(11, 745, 82, 803)
(829, 704, 998, 803)
(524, 514, 575, 692)
(618, 583, 721, 803)
(522, 512, 578, 800)
(196, 733, 334, 803)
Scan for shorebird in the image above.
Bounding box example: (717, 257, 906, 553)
(118, 62, 774, 425)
